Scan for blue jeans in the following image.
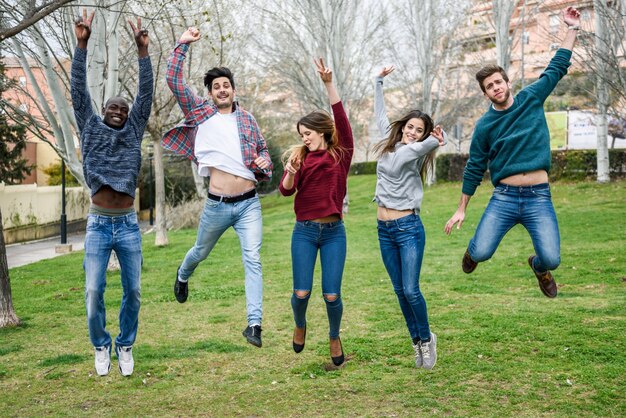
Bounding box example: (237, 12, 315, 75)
(468, 183, 560, 272)
(84, 213, 142, 349)
(291, 220, 346, 339)
(378, 214, 431, 342)
(179, 196, 263, 326)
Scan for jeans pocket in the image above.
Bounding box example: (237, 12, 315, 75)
(205, 198, 220, 209)
(86, 217, 99, 231)
(531, 188, 552, 199)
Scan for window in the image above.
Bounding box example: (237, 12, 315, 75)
(19, 103, 29, 112)
(550, 14, 560, 34)
(19, 77, 27, 87)
(581, 9, 591, 22)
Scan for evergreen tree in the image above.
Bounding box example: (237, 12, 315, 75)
(0, 59, 34, 185)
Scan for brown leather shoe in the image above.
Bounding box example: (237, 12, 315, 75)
(528, 256, 557, 298)
(462, 250, 478, 274)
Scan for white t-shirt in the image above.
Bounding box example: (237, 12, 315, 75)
(194, 112, 256, 182)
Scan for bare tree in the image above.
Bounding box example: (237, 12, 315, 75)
(253, 0, 388, 161)
(492, 0, 518, 71)
(2, 0, 130, 187)
(573, 1, 625, 181)
(0, 0, 77, 41)
(593, 0, 611, 183)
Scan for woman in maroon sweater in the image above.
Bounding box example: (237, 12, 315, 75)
(279, 58, 354, 366)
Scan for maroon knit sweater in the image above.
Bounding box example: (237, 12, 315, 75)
(279, 102, 354, 221)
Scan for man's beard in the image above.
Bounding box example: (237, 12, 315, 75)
(491, 89, 510, 105)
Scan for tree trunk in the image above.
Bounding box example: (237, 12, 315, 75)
(0, 208, 21, 327)
(153, 140, 169, 246)
(492, 0, 516, 72)
(594, 0, 611, 183)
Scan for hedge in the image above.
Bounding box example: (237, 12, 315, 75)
(349, 149, 626, 182)
(434, 149, 626, 182)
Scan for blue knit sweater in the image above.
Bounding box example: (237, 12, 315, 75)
(462, 48, 572, 196)
(71, 47, 153, 198)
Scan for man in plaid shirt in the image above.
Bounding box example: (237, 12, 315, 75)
(162, 26, 272, 348)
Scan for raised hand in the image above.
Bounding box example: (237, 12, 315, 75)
(314, 58, 333, 84)
(378, 66, 395, 78)
(179, 27, 201, 44)
(129, 18, 149, 50)
(563, 6, 580, 27)
(74, 8, 95, 45)
(432, 125, 445, 145)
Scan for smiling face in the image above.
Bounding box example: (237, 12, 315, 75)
(482, 72, 513, 109)
(298, 124, 327, 152)
(401, 117, 426, 144)
(209, 76, 235, 112)
(102, 97, 129, 129)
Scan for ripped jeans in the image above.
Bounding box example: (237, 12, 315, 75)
(290, 220, 346, 339)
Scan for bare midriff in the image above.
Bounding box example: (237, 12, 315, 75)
(208, 167, 256, 196)
(92, 185, 134, 209)
(311, 214, 341, 223)
(500, 169, 549, 186)
(377, 207, 414, 221)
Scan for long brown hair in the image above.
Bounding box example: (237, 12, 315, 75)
(282, 110, 345, 166)
(373, 110, 436, 182)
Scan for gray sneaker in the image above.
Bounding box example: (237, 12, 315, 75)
(116, 346, 134, 376)
(94, 346, 111, 376)
(412, 342, 423, 368)
(420, 333, 437, 370)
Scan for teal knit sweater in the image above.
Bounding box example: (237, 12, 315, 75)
(462, 48, 572, 196)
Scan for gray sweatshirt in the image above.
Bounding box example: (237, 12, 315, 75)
(374, 76, 442, 214)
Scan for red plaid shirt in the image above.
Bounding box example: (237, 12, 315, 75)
(161, 43, 272, 182)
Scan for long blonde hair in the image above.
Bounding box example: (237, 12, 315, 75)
(373, 110, 436, 182)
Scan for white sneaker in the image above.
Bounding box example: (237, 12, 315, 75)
(94, 346, 111, 376)
(117, 346, 134, 376)
(412, 342, 423, 368)
(421, 333, 437, 370)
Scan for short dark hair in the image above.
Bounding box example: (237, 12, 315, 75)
(204, 67, 235, 91)
(475, 65, 509, 93)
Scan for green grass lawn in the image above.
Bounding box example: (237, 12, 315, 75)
(2, 177, 625, 417)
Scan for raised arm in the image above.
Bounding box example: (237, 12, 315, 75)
(315, 57, 340, 105)
(560, 6, 581, 52)
(165, 27, 204, 117)
(127, 18, 153, 136)
(70, 8, 96, 133)
(374, 66, 394, 137)
(525, 7, 579, 102)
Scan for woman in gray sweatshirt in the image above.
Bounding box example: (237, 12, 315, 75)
(373, 66, 444, 370)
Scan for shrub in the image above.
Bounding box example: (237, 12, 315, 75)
(43, 162, 80, 186)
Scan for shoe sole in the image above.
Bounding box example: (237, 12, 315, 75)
(242, 330, 262, 348)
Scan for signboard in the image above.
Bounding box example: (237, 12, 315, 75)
(546, 110, 626, 150)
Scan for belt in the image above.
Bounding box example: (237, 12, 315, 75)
(207, 189, 257, 203)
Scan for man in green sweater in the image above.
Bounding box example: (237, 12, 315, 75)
(445, 7, 581, 298)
